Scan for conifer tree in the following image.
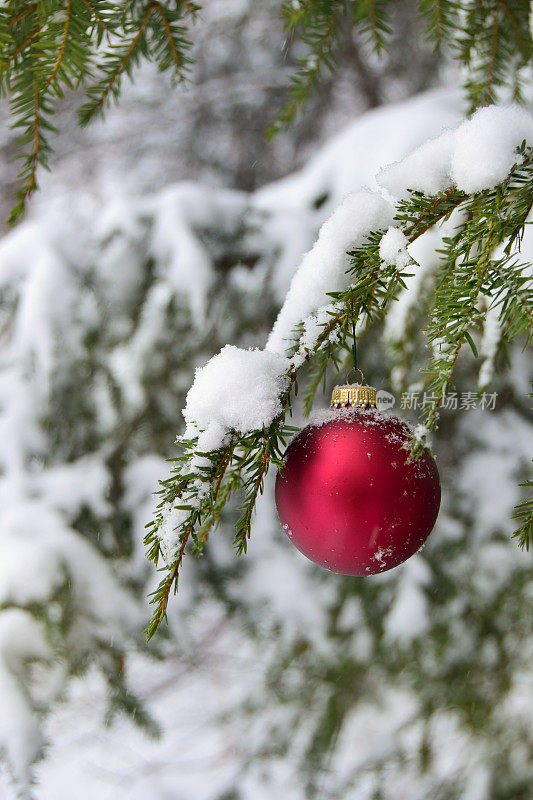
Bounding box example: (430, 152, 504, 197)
(0, 2, 532, 798)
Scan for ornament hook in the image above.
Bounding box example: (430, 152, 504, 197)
(345, 367, 365, 386)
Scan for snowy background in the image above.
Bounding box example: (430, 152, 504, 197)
(0, 1, 532, 798)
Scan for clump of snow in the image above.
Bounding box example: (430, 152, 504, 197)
(254, 89, 463, 302)
(413, 424, 430, 446)
(451, 105, 533, 193)
(378, 105, 533, 199)
(266, 191, 394, 354)
(183, 345, 291, 451)
(378, 130, 456, 200)
(379, 227, 411, 269)
(0, 504, 142, 633)
(290, 302, 338, 368)
(158, 505, 191, 564)
(266, 105, 533, 360)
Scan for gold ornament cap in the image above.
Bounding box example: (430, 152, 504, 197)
(331, 383, 377, 409)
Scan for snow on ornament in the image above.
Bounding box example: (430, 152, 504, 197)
(275, 382, 441, 575)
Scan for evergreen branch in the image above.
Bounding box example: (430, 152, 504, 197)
(8, 57, 47, 223)
(197, 442, 235, 545)
(512, 479, 533, 551)
(416, 220, 499, 437)
(2, 0, 532, 218)
(152, 1, 181, 72)
(359, 0, 390, 51)
(269, 0, 343, 135)
(46, 0, 72, 88)
(79, 0, 108, 31)
(402, 187, 466, 241)
(485, 8, 500, 105)
(433, 0, 442, 39)
(181, 0, 201, 17)
(79, 2, 155, 123)
(234, 437, 271, 556)
(147, 146, 533, 634)
(27, 73, 40, 195)
(419, 0, 458, 46)
(496, 0, 524, 53)
(146, 522, 194, 640)
(8, 5, 37, 29)
(1, 25, 39, 76)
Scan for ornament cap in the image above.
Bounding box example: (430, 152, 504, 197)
(331, 384, 377, 409)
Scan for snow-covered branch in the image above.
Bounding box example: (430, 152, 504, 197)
(147, 104, 533, 635)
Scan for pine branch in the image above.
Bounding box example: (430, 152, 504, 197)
(7, 35, 51, 224)
(1, 25, 40, 77)
(269, 0, 343, 136)
(146, 521, 194, 640)
(152, 2, 181, 71)
(419, 0, 459, 46)
(79, 2, 155, 124)
(146, 149, 533, 636)
(1, 0, 196, 219)
(234, 437, 271, 556)
(46, 0, 71, 87)
(496, 0, 525, 54)
(7, 5, 37, 29)
(79, 0, 108, 31)
(512, 479, 533, 551)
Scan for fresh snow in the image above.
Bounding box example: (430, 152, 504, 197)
(183, 345, 291, 450)
(379, 226, 411, 268)
(269, 103, 532, 359)
(266, 191, 394, 354)
(378, 104, 533, 199)
(450, 105, 533, 193)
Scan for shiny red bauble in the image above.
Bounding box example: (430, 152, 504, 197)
(275, 407, 440, 575)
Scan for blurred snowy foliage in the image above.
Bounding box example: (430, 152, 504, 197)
(0, 0, 440, 229)
(0, 25, 531, 800)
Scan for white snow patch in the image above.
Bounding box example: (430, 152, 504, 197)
(378, 104, 533, 199)
(379, 226, 411, 268)
(379, 129, 456, 200)
(266, 191, 394, 354)
(451, 105, 533, 193)
(158, 504, 191, 564)
(0, 610, 50, 791)
(413, 424, 429, 446)
(183, 345, 291, 450)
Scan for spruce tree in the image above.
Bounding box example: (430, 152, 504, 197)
(0, 2, 532, 798)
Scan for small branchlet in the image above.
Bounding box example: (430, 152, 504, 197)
(512, 480, 533, 551)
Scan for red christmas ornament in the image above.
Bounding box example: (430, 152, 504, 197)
(275, 384, 441, 575)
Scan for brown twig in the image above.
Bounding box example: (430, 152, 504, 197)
(87, 2, 154, 117)
(152, 2, 181, 71)
(80, 0, 108, 31)
(404, 187, 465, 241)
(1, 25, 39, 75)
(8, 4, 37, 27)
(47, 0, 71, 87)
